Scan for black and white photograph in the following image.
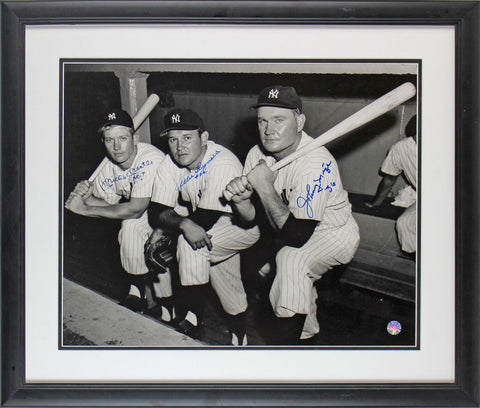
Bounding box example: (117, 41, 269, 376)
(61, 61, 418, 348)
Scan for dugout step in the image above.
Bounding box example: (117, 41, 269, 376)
(353, 247, 415, 277)
(345, 191, 416, 302)
(339, 248, 416, 303)
(63, 278, 201, 347)
(352, 212, 403, 257)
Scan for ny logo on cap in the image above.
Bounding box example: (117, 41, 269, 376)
(172, 114, 181, 124)
(108, 113, 116, 120)
(268, 89, 279, 99)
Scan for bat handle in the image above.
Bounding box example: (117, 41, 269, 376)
(223, 189, 234, 201)
(223, 175, 252, 202)
(88, 157, 110, 182)
(132, 93, 160, 130)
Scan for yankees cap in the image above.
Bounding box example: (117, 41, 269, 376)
(162, 108, 205, 134)
(251, 85, 302, 111)
(98, 109, 134, 130)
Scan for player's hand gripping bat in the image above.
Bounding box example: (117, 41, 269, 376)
(223, 82, 417, 201)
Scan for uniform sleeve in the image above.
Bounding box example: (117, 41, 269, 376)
(381, 142, 404, 177)
(91, 159, 122, 205)
(151, 157, 180, 207)
(198, 152, 243, 213)
(243, 148, 258, 175)
(290, 154, 339, 222)
(243, 146, 275, 175)
(130, 151, 165, 199)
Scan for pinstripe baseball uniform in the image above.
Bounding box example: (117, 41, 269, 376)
(151, 141, 260, 315)
(381, 136, 417, 253)
(91, 142, 172, 298)
(244, 131, 360, 338)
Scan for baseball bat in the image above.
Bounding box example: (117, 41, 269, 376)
(132, 93, 160, 130)
(223, 81, 416, 201)
(87, 93, 160, 182)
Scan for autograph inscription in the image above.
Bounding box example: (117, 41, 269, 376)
(176, 150, 221, 191)
(296, 161, 336, 218)
(100, 160, 153, 192)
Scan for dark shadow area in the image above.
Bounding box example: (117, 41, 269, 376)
(230, 117, 259, 163)
(147, 72, 417, 99)
(63, 72, 121, 197)
(63, 212, 126, 301)
(328, 112, 398, 159)
(348, 192, 405, 220)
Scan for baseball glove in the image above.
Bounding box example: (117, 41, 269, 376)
(144, 231, 174, 275)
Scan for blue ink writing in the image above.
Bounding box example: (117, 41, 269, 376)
(296, 161, 335, 218)
(176, 150, 221, 191)
(100, 160, 153, 192)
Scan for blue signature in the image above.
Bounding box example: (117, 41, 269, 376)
(100, 160, 153, 192)
(176, 150, 221, 191)
(296, 161, 336, 218)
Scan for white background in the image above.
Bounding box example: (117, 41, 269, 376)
(25, 25, 455, 383)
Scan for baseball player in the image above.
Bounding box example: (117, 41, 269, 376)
(148, 108, 260, 346)
(366, 115, 417, 254)
(225, 85, 360, 344)
(65, 109, 174, 322)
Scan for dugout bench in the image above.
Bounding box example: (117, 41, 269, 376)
(337, 192, 416, 303)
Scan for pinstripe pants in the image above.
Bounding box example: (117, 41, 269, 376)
(176, 215, 260, 315)
(118, 211, 172, 298)
(396, 203, 416, 253)
(270, 214, 360, 338)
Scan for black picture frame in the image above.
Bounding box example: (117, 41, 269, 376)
(2, 1, 479, 406)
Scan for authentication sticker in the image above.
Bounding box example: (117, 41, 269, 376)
(387, 320, 402, 335)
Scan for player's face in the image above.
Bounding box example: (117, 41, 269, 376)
(102, 125, 138, 169)
(256, 106, 305, 160)
(167, 129, 208, 170)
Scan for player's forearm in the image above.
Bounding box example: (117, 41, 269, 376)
(148, 202, 185, 233)
(156, 208, 188, 232)
(231, 199, 256, 225)
(256, 186, 291, 231)
(82, 201, 147, 219)
(84, 195, 112, 207)
(190, 208, 225, 231)
(149, 204, 212, 250)
(370, 175, 397, 206)
(154, 210, 206, 241)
